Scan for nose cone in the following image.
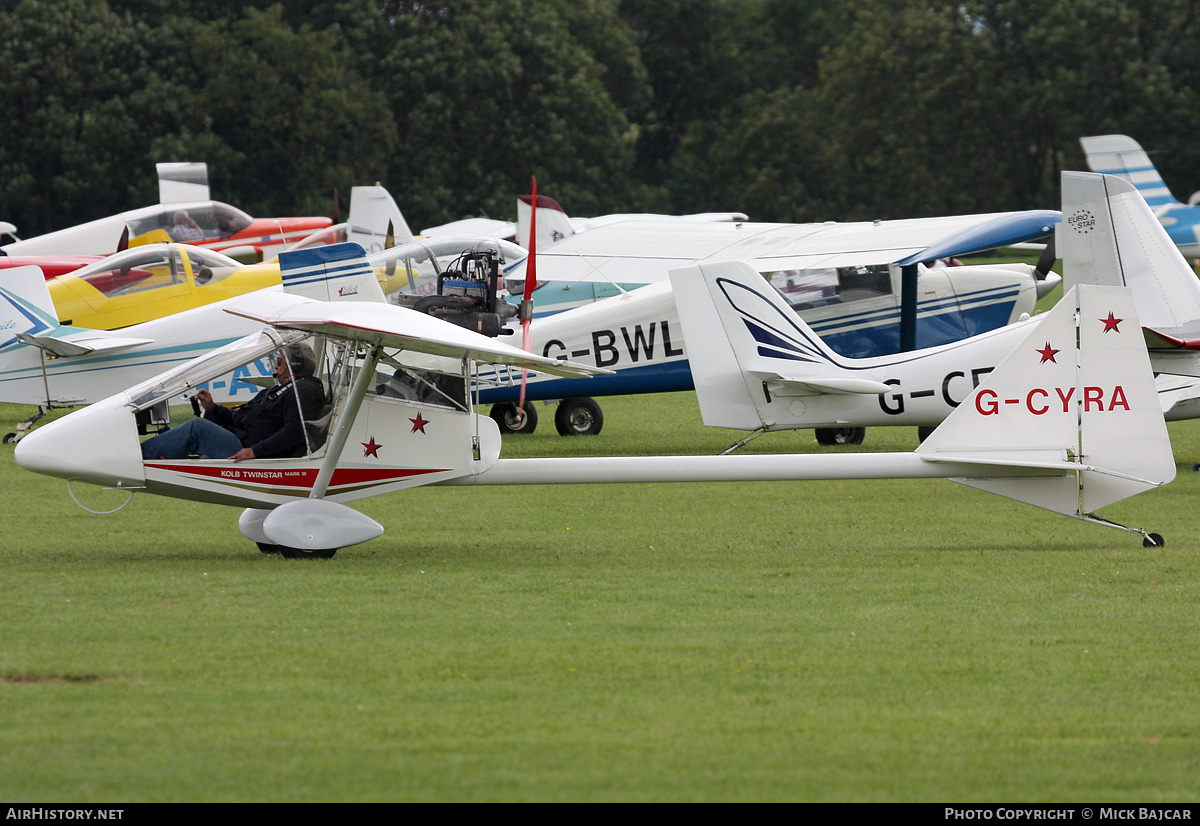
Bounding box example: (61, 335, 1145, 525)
(15, 396, 145, 488)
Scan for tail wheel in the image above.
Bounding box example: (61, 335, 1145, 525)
(555, 397, 603, 436)
(489, 402, 537, 434)
(814, 427, 865, 446)
(917, 426, 937, 443)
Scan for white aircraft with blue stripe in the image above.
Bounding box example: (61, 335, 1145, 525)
(1081, 134, 1200, 261)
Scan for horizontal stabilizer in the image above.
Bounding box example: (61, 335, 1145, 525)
(756, 373, 893, 397)
(16, 332, 153, 357)
(1143, 324, 1200, 350)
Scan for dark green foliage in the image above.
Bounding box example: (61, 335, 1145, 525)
(3, 0, 1200, 234)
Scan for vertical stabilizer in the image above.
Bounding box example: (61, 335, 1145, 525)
(347, 185, 414, 252)
(0, 266, 59, 349)
(517, 194, 574, 250)
(278, 243, 386, 304)
(670, 260, 861, 430)
(1079, 135, 1179, 208)
(918, 284, 1174, 517)
(157, 162, 210, 203)
(1062, 171, 1200, 331)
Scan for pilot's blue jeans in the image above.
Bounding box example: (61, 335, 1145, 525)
(140, 418, 243, 460)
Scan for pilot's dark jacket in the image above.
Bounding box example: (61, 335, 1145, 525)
(203, 376, 324, 458)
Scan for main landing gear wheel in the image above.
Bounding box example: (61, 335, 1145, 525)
(489, 402, 537, 434)
(1143, 533, 1165, 548)
(257, 542, 337, 559)
(554, 397, 603, 436)
(815, 427, 866, 446)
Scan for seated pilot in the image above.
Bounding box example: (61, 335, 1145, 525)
(170, 211, 204, 242)
(141, 343, 325, 461)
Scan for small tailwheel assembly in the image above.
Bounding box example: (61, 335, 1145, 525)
(1142, 533, 1165, 548)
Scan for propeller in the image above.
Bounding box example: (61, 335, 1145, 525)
(516, 177, 538, 425)
(1033, 233, 1057, 280)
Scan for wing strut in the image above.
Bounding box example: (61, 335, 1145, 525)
(310, 343, 381, 499)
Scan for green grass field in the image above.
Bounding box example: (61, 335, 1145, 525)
(2, 391, 1198, 802)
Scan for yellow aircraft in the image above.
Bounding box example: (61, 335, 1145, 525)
(41, 236, 521, 331)
(47, 244, 284, 330)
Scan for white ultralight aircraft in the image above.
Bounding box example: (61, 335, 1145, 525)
(14, 267, 1175, 554)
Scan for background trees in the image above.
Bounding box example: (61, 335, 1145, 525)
(2, 0, 1198, 236)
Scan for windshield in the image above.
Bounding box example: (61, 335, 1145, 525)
(127, 328, 307, 410)
(125, 201, 253, 242)
(70, 244, 240, 295)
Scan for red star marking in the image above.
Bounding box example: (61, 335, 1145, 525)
(1101, 312, 1123, 333)
(409, 412, 429, 434)
(1036, 342, 1059, 364)
(362, 437, 382, 458)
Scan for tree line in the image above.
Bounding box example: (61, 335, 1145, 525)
(3, 0, 1199, 238)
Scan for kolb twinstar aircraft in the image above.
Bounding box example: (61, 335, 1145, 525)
(14, 255, 1174, 555)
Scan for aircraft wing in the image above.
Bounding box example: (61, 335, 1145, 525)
(15, 331, 154, 357)
(225, 291, 605, 378)
(503, 210, 1060, 284)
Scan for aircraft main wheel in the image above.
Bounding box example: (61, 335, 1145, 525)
(489, 402, 537, 434)
(278, 546, 338, 560)
(256, 543, 283, 555)
(1143, 533, 1165, 548)
(815, 427, 866, 446)
(554, 397, 603, 436)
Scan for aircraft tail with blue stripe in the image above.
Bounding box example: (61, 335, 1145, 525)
(1080, 135, 1183, 210)
(277, 242, 387, 304)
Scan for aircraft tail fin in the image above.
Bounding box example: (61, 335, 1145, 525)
(669, 260, 871, 430)
(278, 242, 387, 304)
(517, 193, 574, 250)
(1061, 170, 1200, 335)
(1079, 135, 1180, 208)
(917, 283, 1174, 517)
(156, 162, 210, 203)
(0, 266, 62, 350)
(346, 185, 414, 252)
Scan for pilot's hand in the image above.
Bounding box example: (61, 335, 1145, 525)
(229, 447, 256, 462)
(195, 389, 215, 411)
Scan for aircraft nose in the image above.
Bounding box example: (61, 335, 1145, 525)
(15, 396, 146, 488)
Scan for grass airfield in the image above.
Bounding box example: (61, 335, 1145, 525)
(1, 393, 1198, 802)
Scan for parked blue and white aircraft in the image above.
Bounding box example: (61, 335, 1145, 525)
(1080, 134, 1200, 261)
